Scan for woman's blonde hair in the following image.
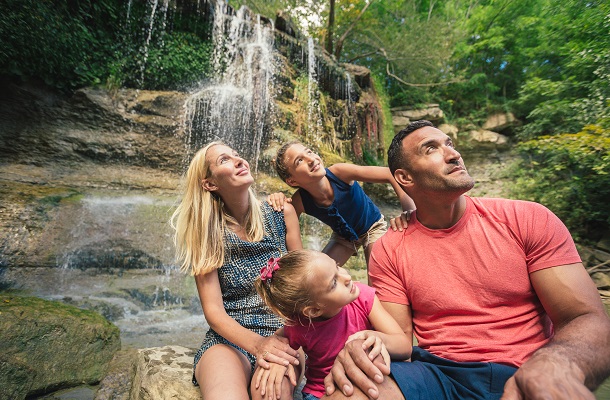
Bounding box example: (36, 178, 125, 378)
(255, 249, 319, 325)
(171, 141, 265, 275)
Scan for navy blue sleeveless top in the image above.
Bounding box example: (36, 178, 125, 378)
(298, 168, 382, 242)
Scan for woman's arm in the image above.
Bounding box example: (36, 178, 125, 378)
(329, 164, 415, 211)
(282, 202, 302, 251)
(195, 270, 300, 367)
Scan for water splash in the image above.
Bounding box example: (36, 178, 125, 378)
(183, 4, 277, 172)
(56, 195, 174, 270)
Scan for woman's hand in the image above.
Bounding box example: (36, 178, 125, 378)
(346, 330, 390, 368)
(255, 334, 300, 369)
(266, 192, 291, 211)
(389, 210, 412, 232)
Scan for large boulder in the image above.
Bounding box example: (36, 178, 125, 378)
(392, 104, 444, 123)
(462, 129, 510, 151)
(0, 294, 120, 399)
(132, 346, 201, 400)
(482, 112, 519, 132)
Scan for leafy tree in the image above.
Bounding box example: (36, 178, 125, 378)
(509, 125, 610, 241)
(513, 0, 610, 138)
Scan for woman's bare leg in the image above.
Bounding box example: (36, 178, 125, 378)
(195, 344, 251, 400)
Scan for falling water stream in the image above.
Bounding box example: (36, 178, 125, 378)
(183, 3, 277, 172)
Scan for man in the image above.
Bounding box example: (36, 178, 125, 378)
(322, 120, 610, 399)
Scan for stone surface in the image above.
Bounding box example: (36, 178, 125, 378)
(438, 123, 459, 141)
(391, 104, 444, 123)
(94, 348, 139, 400)
(0, 294, 120, 399)
(131, 346, 200, 400)
(463, 129, 510, 150)
(482, 112, 519, 132)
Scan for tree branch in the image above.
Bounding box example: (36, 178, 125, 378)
(334, 0, 376, 60)
(376, 47, 465, 87)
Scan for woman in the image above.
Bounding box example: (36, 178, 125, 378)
(172, 142, 302, 399)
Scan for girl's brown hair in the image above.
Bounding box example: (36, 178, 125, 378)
(273, 141, 300, 183)
(255, 249, 318, 325)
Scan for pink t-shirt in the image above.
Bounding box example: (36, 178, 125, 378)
(284, 283, 375, 398)
(369, 196, 581, 367)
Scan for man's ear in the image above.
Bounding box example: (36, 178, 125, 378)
(394, 169, 414, 188)
(201, 178, 218, 192)
(302, 305, 322, 319)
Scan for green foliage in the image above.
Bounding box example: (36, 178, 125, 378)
(0, 0, 123, 89)
(509, 125, 610, 241)
(372, 73, 395, 163)
(362, 148, 382, 167)
(120, 33, 213, 90)
(1, 0, 213, 91)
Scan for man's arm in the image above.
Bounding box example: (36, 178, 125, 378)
(502, 262, 610, 399)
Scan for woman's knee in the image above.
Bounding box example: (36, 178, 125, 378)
(196, 344, 251, 398)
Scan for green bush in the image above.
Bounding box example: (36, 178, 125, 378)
(509, 125, 610, 242)
(0, 0, 213, 91)
(120, 33, 213, 90)
(0, 0, 123, 90)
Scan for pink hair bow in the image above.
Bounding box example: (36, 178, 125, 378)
(261, 257, 280, 282)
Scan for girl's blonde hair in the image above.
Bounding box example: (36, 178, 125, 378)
(171, 141, 265, 275)
(255, 249, 319, 325)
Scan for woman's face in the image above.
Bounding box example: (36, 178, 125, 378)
(202, 144, 253, 194)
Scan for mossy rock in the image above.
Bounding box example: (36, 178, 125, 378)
(0, 293, 121, 399)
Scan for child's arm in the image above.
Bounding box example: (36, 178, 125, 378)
(351, 295, 412, 362)
(328, 164, 415, 211)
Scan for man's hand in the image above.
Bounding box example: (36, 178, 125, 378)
(501, 352, 594, 400)
(323, 339, 390, 399)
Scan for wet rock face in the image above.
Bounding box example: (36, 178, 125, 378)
(0, 80, 186, 169)
(0, 294, 120, 400)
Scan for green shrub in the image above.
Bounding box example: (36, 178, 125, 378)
(1, 0, 213, 91)
(509, 125, 610, 242)
(120, 33, 213, 90)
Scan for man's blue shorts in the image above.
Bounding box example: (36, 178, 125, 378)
(390, 347, 517, 400)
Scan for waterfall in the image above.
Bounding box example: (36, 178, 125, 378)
(183, 3, 277, 172)
(306, 37, 323, 147)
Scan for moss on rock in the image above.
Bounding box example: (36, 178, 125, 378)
(0, 293, 120, 399)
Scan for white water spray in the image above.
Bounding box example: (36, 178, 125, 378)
(183, 4, 277, 172)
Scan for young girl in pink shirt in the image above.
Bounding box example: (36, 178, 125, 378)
(253, 249, 411, 400)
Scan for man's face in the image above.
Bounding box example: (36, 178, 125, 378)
(399, 126, 474, 194)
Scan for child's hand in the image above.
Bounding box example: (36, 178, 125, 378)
(346, 330, 390, 367)
(254, 361, 293, 400)
(266, 192, 290, 211)
(389, 210, 412, 232)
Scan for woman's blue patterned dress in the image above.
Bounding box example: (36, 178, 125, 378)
(193, 202, 287, 383)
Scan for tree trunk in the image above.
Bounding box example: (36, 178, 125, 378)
(325, 0, 335, 55)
